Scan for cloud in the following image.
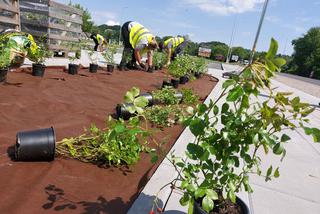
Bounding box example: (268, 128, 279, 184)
(181, 0, 265, 15)
(92, 11, 118, 25)
(105, 20, 120, 26)
(265, 15, 280, 23)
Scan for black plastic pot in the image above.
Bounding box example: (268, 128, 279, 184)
(32, 63, 45, 77)
(154, 66, 159, 70)
(15, 127, 56, 161)
(180, 75, 189, 84)
(0, 68, 8, 83)
(139, 93, 153, 106)
(162, 80, 173, 88)
(89, 63, 98, 73)
(107, 64, 114, 72)
(147, 66, 154, 73)
(171, 79, 179, 89)
(116, 103, 134, 120)
(68, 64, 78, 75)
(194, 72, 202, 79)
(194, 196, 250, 214)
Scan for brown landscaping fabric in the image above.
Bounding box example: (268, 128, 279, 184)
(0, 67, 217, 214)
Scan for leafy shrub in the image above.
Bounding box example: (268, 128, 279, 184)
(153, 51, 167, 68)
(102, 44, 118, 65)
(181, 88, 200, 105)
(0, 49, 10, 69)
(152, 87, 180, 105)
(56, 116, 151, 166)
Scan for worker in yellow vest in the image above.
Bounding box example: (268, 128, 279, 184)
(90, 33, 107, 51)
(119, 21, 158, 71)
(159, 36, 188, 67)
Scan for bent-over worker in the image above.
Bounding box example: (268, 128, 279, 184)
(119, 21, 158, 72)
(159, 36, 188, 67)
(90, 33, 107, 51)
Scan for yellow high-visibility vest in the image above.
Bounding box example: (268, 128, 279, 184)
(129, 22, 153, 49)
(96, 34, 105, 43)
(164, 37, 185, 51)
(27, 34, 38, 55)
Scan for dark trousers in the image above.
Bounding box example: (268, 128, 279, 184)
(90, 35, 99, 51)
(172, 40, 187, 61)
(120, 21, 136, 66)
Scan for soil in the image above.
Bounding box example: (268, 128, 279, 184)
(0, 67, 218, 214)
(195, 195, 243, 214)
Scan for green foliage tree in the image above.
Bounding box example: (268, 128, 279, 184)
(231, 46, 251, 60)
(69, 2, 94, 33)
(288, 27, 320, 79)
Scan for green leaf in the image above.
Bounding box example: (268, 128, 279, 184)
(304, 127, 320, 142)
(197, 104, 207, 115)
(266, 166, 273, 177)
(180, 193, 190, 206)
(274, 167, 280, 178)
(124, 93, 134, 103)
(188, 198, 194, 214)
(281, 134, 291, 142)
(222, 79, 236, 89)
(273, 58, 286, 68)
(226, 86, 244, 102)
(194, 188, 206, 199)
(134, 96, 148, 108)
(189, 118, 206, 136)
(114, 124, 125, 133)
(266, 38, 278, 59)
(228, 190, 236, 204)
(206, 189, 219, 200)
(131, 87, 140, 97)
(213, 105, 219, 115)
(187, 143, 204, 160)
(221, 103, 229, 114)
(202, 196, 214, 213)
(273, 143, 284, 155)
(150, 151, 158, 163)
(240, 95, 249, 110)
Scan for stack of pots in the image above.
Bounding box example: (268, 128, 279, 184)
(116, 91, 183, 120)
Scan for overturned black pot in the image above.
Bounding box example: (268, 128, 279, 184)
(68, 64, 78, 75)
(162, 80, 173, 88)
(116, 103, 134, 120)
(107, 64, 114, 73)
(0, 68, 8, 83)
(171, 79, 179, 89)
(180, 75, 189, 84)
(89, 63, 98, 73)
(139, 92, 153, 106)
(15, 127, 56, 161)
(194, 196, 250, 214)
(32, 63, 45, 77)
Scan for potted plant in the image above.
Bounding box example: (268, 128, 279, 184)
(102, 44, 117, 73)
(31, 37, 51, 77)
(152, 39, 320, 214)
(168, 55, 191, 88)
(88, 50, 99, 73)
(0, 48, 10, 83)
(67, 41, 81, 75)
(153, 51, 166, 71)
(193, 57, 208, 78)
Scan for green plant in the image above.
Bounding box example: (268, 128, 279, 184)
(88, 50, 98, 64)
(153, 39, 320, 213)
(168, 54, 191, 78)
(32, 37, 51, 64)
(152, 87, 180, 105)
(181, 88, 200, 105)
(194, 57, 208, 74)
(146, 105, 194, 128)
(67, 41, 82, 64)
(0, 49, 10, 69)
(153, 51, 166, 68)
(56, 116, 151, 166)
(102, 44, 117, 65)
(56, 87, 157, 166)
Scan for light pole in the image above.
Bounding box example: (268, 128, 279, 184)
(250, 0, 270, 64)
(226, 15, 238, 63)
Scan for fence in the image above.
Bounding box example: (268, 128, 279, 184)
(0, 0, 20, 32)
(19, 0, 83, 52)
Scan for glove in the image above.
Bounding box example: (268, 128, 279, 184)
(135, 64, 144, 71)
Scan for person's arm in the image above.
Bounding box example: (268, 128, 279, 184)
(147, 50, 153, 66)
(165, 48, 172, 67)
(134, 49, 142, 64)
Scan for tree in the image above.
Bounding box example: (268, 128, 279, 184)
(211, 44, 228, 61)
(289, 27, 320, 79)
(69, 2, 95, 33)
(231, 47, 250, 60)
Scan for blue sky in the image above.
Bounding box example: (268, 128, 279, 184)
(58, 0, 320, 55)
